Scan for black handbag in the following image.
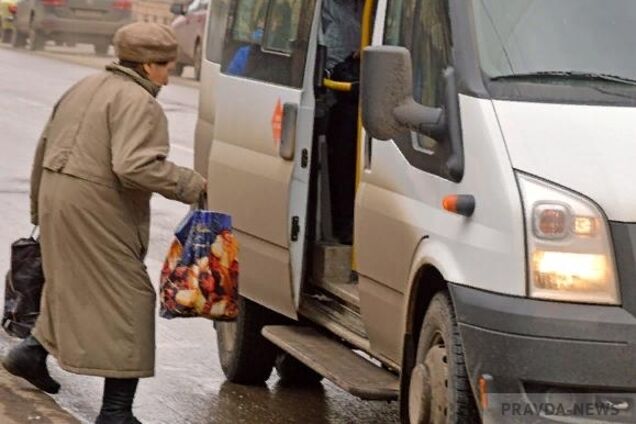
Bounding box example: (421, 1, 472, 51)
(2, 229, 45, 338)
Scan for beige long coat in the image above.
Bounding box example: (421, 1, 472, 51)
(29, 64, 205, 378)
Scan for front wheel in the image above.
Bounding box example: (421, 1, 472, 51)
(11, 29, 27, 48)
(1, 28, 12, 44)
(93, 39, 109, 56)
(193, 41, 202, 81)
(216, 296, 279, 384)
(406, 292, 480, 424)
(28, 26, 44, 51)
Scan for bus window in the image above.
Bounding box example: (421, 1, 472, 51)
(262, 0, 302, 54)
(221, 0, 315, 87)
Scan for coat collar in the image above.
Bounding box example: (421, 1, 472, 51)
(106, 63, 162, 98)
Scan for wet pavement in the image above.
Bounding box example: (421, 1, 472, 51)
(0, 45, 400, 423)
(0, 364, 79, 424)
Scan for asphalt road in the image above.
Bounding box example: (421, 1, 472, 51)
(0, 44, 400, 424)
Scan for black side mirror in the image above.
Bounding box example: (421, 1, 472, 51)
(170, 3, 186, 15)
(360, 45, 464, 181)
(361, 46, 445, 140)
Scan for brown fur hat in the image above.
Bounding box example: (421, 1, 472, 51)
(113, 22, 178, 63)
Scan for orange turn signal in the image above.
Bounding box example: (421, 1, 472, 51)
(479, 376, 489, 409)
(442, 194, 475, 217)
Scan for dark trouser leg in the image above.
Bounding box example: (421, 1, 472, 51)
(96, 378, 141, 424)
(2, 334, 61, 394)
(326, 98, 358, 244)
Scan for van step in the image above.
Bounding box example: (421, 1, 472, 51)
(262, 325, 399, 401)
(314, 278, 359, 308)
(300, 294, 367, 341)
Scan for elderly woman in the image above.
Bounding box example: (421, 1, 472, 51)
(2, 23, 205, 424)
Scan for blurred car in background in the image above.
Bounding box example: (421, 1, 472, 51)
(170, 0, 208, 80)
(10, 0, 132, 54)
(0, 0, 18, 43)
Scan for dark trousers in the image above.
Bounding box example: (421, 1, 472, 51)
(326, 96, 358, 244)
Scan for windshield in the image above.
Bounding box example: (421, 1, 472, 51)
(472, 0, 636, 81)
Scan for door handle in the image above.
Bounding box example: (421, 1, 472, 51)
(279, 103, 297, 161)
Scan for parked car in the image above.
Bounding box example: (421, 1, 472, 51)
(170, 0, 208, 80)
(0, 0, 18, 43)
(10, 0, 132, 54)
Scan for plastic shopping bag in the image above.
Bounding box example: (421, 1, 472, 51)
(3, 230, 45, 338)
(159, 210, 239, 321)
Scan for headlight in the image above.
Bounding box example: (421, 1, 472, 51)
(517, 173, 619, 304)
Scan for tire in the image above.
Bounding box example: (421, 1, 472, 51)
(93, 40, 109, 56)
(275, 353, 323, 386)
(193, 40, 202, 81)
(172, 62, 185, 77)
(405, 292, 480, 424)
(216, 296, 279, 384)
(28, 25, 44, 51)
(2, 28, 12, 44)
(11, 29, 27, 48)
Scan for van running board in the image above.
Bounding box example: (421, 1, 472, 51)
(262, 325, 399, 401)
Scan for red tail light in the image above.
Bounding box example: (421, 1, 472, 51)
(112, 0, 131, 10)
(8, 4, 17, 13)
(42, 0, 66, 6)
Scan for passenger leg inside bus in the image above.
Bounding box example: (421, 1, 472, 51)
(326, 95, 358, 245)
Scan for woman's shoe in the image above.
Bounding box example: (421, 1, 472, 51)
(2, 335, 61, 394)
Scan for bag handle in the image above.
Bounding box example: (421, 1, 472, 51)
(30, 226, 40, 240)
(197, 191, 207, 210)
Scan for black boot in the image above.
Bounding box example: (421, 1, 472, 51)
(2, 335, 61, 394)
(95, 378, 142, 424)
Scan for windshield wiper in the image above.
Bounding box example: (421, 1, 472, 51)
(491, 71, 636, 86)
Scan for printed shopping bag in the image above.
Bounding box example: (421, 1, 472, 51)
(159, 210, 239, 321)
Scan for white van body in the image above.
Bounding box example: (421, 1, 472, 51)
(195, 0, 636, 421)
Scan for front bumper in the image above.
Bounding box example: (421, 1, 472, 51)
(450, 283, 636, 422)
